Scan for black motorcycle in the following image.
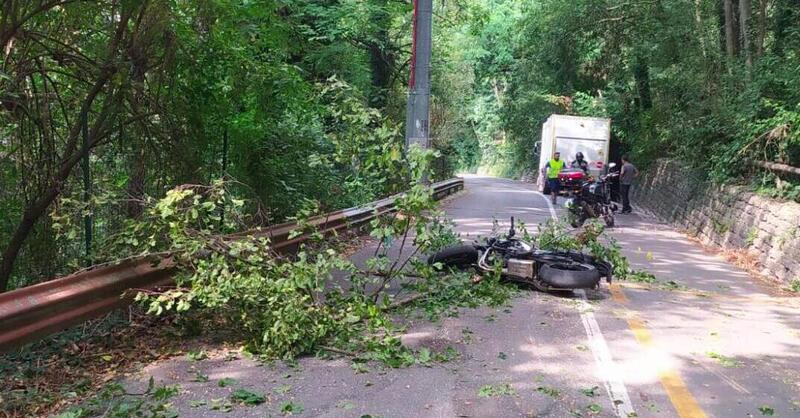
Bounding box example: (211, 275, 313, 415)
(428, 218, 612, 292)
(565, 164, 619, 228)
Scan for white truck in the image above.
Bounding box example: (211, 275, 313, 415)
(536, 114, 611, 192)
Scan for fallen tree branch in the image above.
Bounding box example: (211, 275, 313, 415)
(750, 160, 800, 176)
(387, 293, 425, 309)
(317, 345, 357, 357)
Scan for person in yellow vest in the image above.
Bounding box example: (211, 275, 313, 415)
(545, 151, 565, 205)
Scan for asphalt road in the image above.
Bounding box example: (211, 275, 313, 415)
(121, 175, 800, 418)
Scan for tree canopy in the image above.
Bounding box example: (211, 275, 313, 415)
(2, 0, 800, 291)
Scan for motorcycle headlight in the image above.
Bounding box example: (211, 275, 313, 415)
(564, 198, 574, 208)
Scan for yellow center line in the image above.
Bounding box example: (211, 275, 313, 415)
(609, 284, 708, 418)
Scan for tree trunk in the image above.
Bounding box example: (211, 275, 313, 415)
(695, 0, 708, 58)
(754, 0, 767, 56)
(633, 57, 652, 110)
(739, 0, 753, 69)
(724, 0, 738, 58)
(0, 4, 136, 291)
(126, 147, 146, 219)
(0, 85, 115, 291)
(367, 0, 394, 109)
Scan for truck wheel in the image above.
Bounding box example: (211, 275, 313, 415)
(427, 245, 479, 269)
(538, 262, 601, 289)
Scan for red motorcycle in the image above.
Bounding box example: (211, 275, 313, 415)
(542, 166, 588, 195)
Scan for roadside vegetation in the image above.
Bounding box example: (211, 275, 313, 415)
(0, 149, 510, 417)
(4, 1, 800, 292)
(452, 0, 800, 196)
(2, 149, 657, 417)
(0, 0, 456, 291)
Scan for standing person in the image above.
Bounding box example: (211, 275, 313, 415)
(544, 151, 565, 205)
(619, 154, 639, 214)
(608, 159, 621, 202)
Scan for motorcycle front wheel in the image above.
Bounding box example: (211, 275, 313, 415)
(569, 211, 586, 228)
(427, 245, 479, 270)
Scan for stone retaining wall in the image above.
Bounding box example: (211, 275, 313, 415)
(631, 159, 800, 284)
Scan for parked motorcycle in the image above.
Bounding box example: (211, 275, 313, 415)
(542, 166, 587, 196)
(565, 163, 619, 228)
(427, 218, 612, 292)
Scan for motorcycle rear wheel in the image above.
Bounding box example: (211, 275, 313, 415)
(538, 262, 601, 289)
(427, 245, 479, 269)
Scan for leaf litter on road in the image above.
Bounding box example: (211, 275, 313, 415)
(536, 385, 561, 398)
(231, 388, 266, 406)
(581, 386, 599, 397)
(274, 384, 292, 394)
(477, 383, 516, 397)
(758, 405, 775, 416)
(337, 400, 355, 409)
(707, 351, 742, 368)
(280, 401, 304, 415)
(186, 349, 208, 361)
(218, 377, 238, 387)
(191, 371, 209, 382)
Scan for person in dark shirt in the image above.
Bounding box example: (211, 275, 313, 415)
(571, 152, 589, 174)
(619, 154, 639, 214)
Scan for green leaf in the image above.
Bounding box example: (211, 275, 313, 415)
(274, 384, 292, 394)
(536, 386, 560, 398)
(192, 371, 209, 382)
(706, 351, 742, 368)
(280, 401, 304, 414)
(187, 350, 208, 361)
(478, 383, 516, 397)
(152, 384, 180, 401)
(231, 388, 266, 406)
(417, 348, 432, 365)
(587, 404, 602, 414)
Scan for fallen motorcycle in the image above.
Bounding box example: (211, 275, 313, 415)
(565, 164, 619, 228)
(427, 217, 612, 292)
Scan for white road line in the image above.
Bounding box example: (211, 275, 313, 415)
(538, 191, 636, 418)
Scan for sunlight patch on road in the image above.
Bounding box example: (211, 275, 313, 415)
(610, 284, 708, 418)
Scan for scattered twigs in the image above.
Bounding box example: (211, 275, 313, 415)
(317, 345, 357, 357)
(387, 293, 425, 309)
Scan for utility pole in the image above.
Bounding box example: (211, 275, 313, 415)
(404, 0, 433, 151)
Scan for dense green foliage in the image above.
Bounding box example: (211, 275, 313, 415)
(4, 0, 800, 290)
(448, 0, 800, 183)
(0, 0, 449, 290)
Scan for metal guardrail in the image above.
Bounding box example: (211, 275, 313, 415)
(0, 178, 464, 353)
